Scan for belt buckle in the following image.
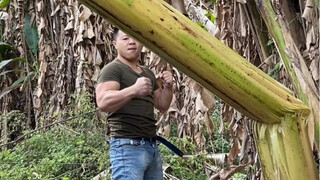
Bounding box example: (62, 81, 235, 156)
(139, 138, 146, 145)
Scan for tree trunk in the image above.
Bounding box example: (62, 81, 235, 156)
(77, 0, 317, 179)
(254, 0, 320, 148)
(253, 116, 317, 180)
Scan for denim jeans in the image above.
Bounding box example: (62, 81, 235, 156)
(109, 138, 163, 180)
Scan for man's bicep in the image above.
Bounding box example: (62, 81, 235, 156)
(96, 81, 120, 99)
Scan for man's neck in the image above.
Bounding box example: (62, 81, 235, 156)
(117, 57, 140, 71)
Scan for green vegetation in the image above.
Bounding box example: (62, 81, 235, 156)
(0, 0, 10, 8)
(160, 137, 208, 180)
(210, 101, 230, 153)
(0, 127, 110, 179)
(0, 94, 236, 179)
(0, 42, 36, 99)
(0, 93, 110, 179)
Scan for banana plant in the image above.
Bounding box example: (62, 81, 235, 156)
(0, 42, 36, 99)
(0, 0, 10, 9)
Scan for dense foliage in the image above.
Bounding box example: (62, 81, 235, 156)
(0, 127, 110, 179)
(0, 94, 110, 179)
(0, 93, 243, 179)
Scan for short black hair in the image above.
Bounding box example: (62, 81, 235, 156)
(113, 28, 119, 41)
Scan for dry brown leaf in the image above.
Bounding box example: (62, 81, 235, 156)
(0, 12, 9, 20)
(91, 67, 100, 82)
(79, 5, 92, 22)
(310, 58, 319, 82)
(228, 138, 240, 164)
(200, 88, 215, 110)
(301, 4, 313, 22)
(51, 4, 61, 17)
(163, 124, 171, 137)
(204, 112, 214, 135)
(222, 104, 234, 123)
(167, 96, 179, 113)
(194, 131, 206, 150)
(177, 122, 185, 138)
(87, 22, 95, 39)
(195, 92, 207, 112)
(64, 20, 74, 31)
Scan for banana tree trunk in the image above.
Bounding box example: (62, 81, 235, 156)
(255, 0, 320, 148)
(77, 0, 318, 179)
(253, 116, 317, 180)
(254, 2, 319, 179)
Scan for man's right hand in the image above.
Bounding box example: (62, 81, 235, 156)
(133, 77, 152, 96)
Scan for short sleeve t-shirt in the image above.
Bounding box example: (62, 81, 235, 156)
(97, 59, 159, 138)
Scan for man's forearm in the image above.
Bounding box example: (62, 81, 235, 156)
(157, 87, 173, 111)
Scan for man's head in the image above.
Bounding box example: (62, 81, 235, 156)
(113, 28, 143, 62)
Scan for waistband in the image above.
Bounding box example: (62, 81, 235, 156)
(110, 136, 184, 157)
(132, 137, 157, 142)
(110, 137, 157, 143)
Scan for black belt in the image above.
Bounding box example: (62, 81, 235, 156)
(156, 136, 184, 157)
(133, 136, 184, 157)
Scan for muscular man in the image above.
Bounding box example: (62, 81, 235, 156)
(96, 28, 173, 180)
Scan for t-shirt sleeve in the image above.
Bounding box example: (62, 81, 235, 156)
(97, 63, 121, 84)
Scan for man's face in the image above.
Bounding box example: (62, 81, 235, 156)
(113, 30, 143, 62)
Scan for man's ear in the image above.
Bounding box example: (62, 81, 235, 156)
(112, 41, 117, 48)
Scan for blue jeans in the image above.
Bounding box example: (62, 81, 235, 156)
(109, 138, 163, 180)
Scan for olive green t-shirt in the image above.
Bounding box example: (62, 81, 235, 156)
(97, 59, 159, 138)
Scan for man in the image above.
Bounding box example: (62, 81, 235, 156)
(95, 28, 173, 180)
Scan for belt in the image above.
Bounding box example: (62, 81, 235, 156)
(156, 136, 184, 157)
(132, 137, 157, 142)
(133, 136, 184, 157)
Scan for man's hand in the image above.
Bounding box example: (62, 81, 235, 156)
(133, 77, 152, 96)
(154, 71, 173, 111)
(161, 71, 173, 89)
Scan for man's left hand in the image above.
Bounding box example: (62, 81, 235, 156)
(161, 71, 173, 89)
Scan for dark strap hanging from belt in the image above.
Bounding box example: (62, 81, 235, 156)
(156, 136, 184, 157)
